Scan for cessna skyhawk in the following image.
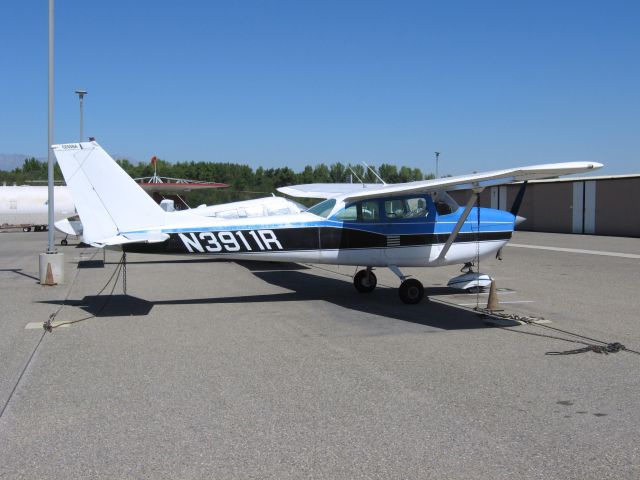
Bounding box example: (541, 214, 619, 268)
(53, 141, 602, 304)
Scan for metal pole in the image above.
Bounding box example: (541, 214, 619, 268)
(47, 0, 55, 253)
(79, 95, 83, 141)
(75, 90, 87, 142)
(435, 151, 440, 179)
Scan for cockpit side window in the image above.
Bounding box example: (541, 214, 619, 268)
(384, 197, 430, 220)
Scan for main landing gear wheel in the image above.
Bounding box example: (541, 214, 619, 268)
(61, 238, 68, 246)
(399, 278, 424, 304)
(353, 269, 377, 293)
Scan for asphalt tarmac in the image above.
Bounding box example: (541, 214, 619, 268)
(1, 231, 639, 479)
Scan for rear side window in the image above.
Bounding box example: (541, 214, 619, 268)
(332, 200, 380, 222)
(360, 200, 379, 221)
(335, 205, 358, 221)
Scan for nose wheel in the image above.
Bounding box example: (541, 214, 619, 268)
(353, 268, 377, 293)
(388, 264, 427, 304)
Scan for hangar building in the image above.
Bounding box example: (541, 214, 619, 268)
(451, 174, 640, 238)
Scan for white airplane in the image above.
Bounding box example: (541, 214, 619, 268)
(53, 141, 602, 304)
(54, 195, 306, 242)
(0, 177, 303, 242)
(0, 173, 225, 232)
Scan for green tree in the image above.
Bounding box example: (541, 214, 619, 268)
(299, 165, 314, 184)
(312, 164, 331, 183)
(379, 163, 399, 183)
(329, 162, 346, 182)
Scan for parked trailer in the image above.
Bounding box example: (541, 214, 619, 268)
(0, 185, 75, 232)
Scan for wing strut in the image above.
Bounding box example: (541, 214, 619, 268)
(436, 188, 484, 264)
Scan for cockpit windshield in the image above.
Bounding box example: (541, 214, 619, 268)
(431, 192, 459, 216)
(306, 198, 337, 218)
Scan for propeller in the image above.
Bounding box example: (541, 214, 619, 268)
(497, 181, 528, 259)
(510, 180, 528, 226)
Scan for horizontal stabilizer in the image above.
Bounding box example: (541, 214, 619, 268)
(91, 232, 170, 247)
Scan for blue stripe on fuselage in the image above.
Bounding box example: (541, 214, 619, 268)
(122, 207, 515, 236)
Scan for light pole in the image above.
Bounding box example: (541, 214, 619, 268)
(47, 0, 55, 254)
(75, 90, 87, 142)
(435, 151, 441, 178)
(39, 0, 64, 286)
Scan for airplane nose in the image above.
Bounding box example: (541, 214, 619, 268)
(515, 215, 526, 226)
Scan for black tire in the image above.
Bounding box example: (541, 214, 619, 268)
(23, 227, 32, 232)
(61, 239, 68, 246)
(399, 278, 424, 304)
(354, 269, 377, 293)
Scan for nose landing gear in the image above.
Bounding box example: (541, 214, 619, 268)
(398, 278, 424, 304)
(389, 265, 426, 304)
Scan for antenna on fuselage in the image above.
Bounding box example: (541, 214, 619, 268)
(362, 162, 387, 185)
(347, 166, 365, 186)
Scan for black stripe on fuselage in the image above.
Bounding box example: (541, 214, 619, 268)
(122, 227, 512, 254)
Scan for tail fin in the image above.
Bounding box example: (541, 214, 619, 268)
(52, 141, 167, 245)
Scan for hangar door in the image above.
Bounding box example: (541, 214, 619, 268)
(572, 181, 596, 234)
(490, 186, 507, 210)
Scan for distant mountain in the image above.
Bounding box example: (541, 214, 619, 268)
(0, 154, 47, 171)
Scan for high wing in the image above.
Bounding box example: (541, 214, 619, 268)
(277, 183, 381, 199)
(278, 162, 603, 202)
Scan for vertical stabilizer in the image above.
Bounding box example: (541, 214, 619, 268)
(52, 141, 166, 244)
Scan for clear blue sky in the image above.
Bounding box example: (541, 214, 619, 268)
(1, 0, 638, 175)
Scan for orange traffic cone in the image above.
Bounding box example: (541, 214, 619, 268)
(43, 263, 56, 286)
(486, 280, 503, 312)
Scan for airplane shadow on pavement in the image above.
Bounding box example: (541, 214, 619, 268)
(230, 261, 511, 330)
(41, 261, 517, 331)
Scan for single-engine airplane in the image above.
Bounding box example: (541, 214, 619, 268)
(53, 141, 602, 303)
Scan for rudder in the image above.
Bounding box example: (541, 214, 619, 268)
(52, 141, 165, 245)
